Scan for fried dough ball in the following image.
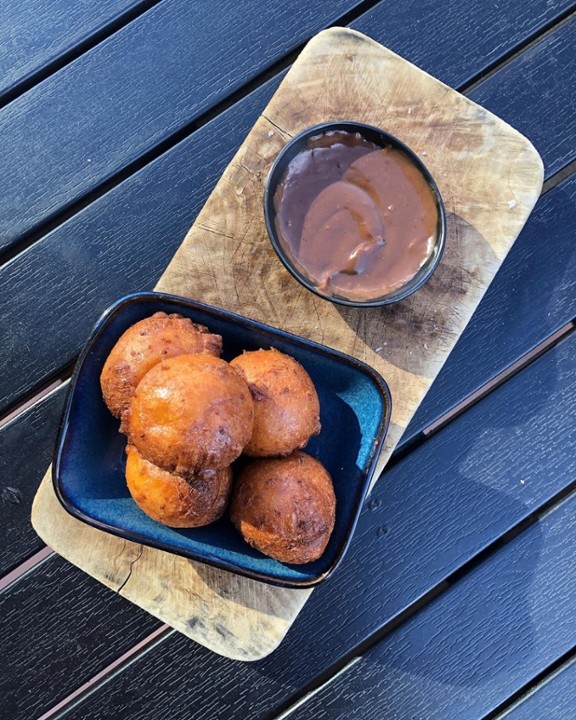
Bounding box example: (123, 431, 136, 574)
(101, 312, 222, 418)
(230, 451, 336, 564)
(229, 348, 320, 457)
(125, 445, 232, 528)
(123, 354, 254, 475)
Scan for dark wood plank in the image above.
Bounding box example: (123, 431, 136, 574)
(0, 77, 279, 415)
(351, 0, 575, 88)
(402, 170, 576, 446)
(468, 15, 576, 176)
(498, 658, 576, 719)
(1, 4, 573, 719)
(1, 17, 575, 416)
(56, 331, 576, 719)
(0, 554, 163, 720)
(0, 387, 65, 576)
(6, 183, 573, 713)
(401, 17, 576, 444)
(0, 0, 365, 252)
(0, 0, 157, 105)
(2, 0, 570, 258)
(286, 494, 576, 720)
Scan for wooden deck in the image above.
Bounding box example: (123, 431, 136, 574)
(0, 1, 575, 717)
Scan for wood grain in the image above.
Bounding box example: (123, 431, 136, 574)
(468, 15, 576, 177)
(32, 28, 542, 660)
(0, 553, 163, 720)
(0, 388, 64, 576)
(351, 0, 575, 90)
(0, 0, 150, 103)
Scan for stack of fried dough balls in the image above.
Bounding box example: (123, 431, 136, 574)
(100, 311, 336, 564)
(230, 348, 335, 564)
(101, 311, 248, 528)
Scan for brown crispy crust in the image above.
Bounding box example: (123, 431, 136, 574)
(123, 354, 254, 475)
(125, 445, 232, 527)
(230, 451, 335, 564)
(230, 348, 320, 457)
(100, 312, 222, 418)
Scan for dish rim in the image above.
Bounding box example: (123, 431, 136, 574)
(52, 290, 392, 588)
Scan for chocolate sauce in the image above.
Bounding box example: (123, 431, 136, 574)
(273, 130, 439, 302)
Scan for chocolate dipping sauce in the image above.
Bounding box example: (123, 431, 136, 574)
(272, 130, 440, 303)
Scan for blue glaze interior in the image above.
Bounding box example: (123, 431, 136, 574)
(53, 292, 391, 587)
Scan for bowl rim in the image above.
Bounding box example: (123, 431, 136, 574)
(52, 291, 393, 588)
(263, 120, 447, 308)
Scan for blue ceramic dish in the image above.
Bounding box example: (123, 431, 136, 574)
(53, 292, 391, 588)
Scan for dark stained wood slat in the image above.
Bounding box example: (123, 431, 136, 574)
(57, 331, 576, 719)
(0, 555, 162, 720)
(402, 171, 576, 446)
(7, 189, 573, 714)
(0, 0, 157, 105)
(468, 15, 576, 177)
(0, 0, 366, 252)
(5, 186, 573, 712)
(0, 5, 572, 717)
(400, 17, 576, 444)
(0, 77, 280, 416)
(0, 388, 65, 576)
(286, 496, 576, 720)
(400, 18, 576, 443)
(1, 16, 575, 417)
(498, 657, 576, 719)
(351, 0, 575, 89)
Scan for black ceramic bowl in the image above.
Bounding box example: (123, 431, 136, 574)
(53, 292, 392, 588)
(264, 121, 446, 307)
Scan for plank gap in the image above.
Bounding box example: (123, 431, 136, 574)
(0, 546, 53, 593)
(484, 646, 576, 720)
(272, 656, 362, 720)
(0, 379, 67, 431)
(37, 625, 173, 720)
(0, 370, 72, 430)
(422, 322, 575, 438)
(387, 320, 576, 467)
(542, 157, 576, 194)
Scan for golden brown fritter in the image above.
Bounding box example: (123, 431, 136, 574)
(125, 445, 232, 528)
(101, 312, 222, 418)
(230, 451, 336, 564)
(229, 348, 320, 457)
(123, 354, 254, 475)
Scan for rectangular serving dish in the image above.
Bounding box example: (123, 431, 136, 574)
(53, 291, 391, 588)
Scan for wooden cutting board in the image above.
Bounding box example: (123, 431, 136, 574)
(32, 28, 543, 661)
